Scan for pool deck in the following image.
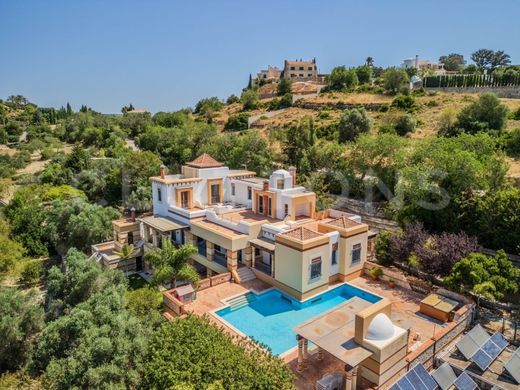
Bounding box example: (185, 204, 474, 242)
(183, 275, 444, 390)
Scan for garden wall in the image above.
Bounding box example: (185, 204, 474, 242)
(425, 86, 520, 99)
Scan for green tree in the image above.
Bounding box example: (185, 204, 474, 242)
(444, 251, 519, 301)
(44, 197, 120, 253)
(439, 53, 465, 72)
(365, 56, 374, 67)
(144, 240, 198, 287)
(328, 66, 359, 91)
(0, 221, 26, 277)
(46, 248, 126, 318)
(32, 287, 149, 389)
(456, 93, 508, 135)
(125, 286, 163, 320)
(356, 65, 373, 84)
(241, 89, 259, 111)
(283, 116, 316, 168)
(0, 287, 44, 372)
(338, 107, 372, 143)
(383, 68, 409, 94)
(144, 315, 294, 389)
(224, 113, 249, 132)
(277, 78, 292, 96)
(394, 114, 416, 136)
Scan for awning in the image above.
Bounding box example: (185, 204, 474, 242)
(140, 215, 188, 233)
(249, 237, 275, 253)
(294, 297, 373, 367)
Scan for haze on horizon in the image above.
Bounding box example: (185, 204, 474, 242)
(1, 0, 519, 114)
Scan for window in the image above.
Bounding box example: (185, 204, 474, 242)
(310, 257, 322, 280)
(284, 204, 289, 216)
(157, 188, 162, 202)
(180, 191, 189, 208)
(290, 66, 295, 70)
(247, 186, 252, 200)
(210, 183, 220, 204)
(308, 74, 313, 77)
(276, 179, 284, 189)
(267, 197, 272, 216)
(352, 243, 362, 264)
(231, 183, 235, 196)
(299, 66, 304, 70)
(128, 232, 134, 245)
(299, 74, 304, 77)
(257, 194, 263, 213)
(308, 66, 313, 71)
(331, 243, 338, 266)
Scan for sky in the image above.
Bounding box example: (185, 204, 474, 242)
(1, 0, 519, 114)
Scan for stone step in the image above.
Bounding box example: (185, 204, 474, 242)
(227, 292, 257, 310)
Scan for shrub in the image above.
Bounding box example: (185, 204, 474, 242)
(194, 97, 224, 115)
(224, 113, 249, 132)
(391, 94, 415, 111)
(241, 89, 259, 111)
(444, 251, 519, 301)
(338, 107, 371, 143)
(502, 128, 520, 157)
(328, 66, 359, 91)
(437, 108, 458, 136)
(226, 94, 240, 105)
(456, 93, 509, 135)
(375, 230, 393, 265)
(277, 78, 292, 96)
(394, 114, 416, 136)
(19, 259, 43, 287)
(510, 107, 520, 120)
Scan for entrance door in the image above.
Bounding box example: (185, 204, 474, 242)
(135, 256, 143, 271)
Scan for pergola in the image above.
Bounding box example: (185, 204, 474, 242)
(293, 297, 374, 390)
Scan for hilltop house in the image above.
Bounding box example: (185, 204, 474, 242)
(283, 58, 318, 81)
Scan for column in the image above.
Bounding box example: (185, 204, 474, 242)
(206, 268, 213, 278)
(206, 242, 214, 262)
(227, 250, 238, 272)
(244, 246, 252, 267)
(303, 339, 309, 370)
(345, 365, 352, 390)
(152, 229, 158, 247)
(271, 253, 275, 278)
(296, 335, 304, 372)
(317, 347, 324, 361)
(351, 366, 358, 390)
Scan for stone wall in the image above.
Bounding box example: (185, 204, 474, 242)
(425, 86, 520, 98)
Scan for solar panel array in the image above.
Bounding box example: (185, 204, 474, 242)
(471, 332, 508, 371)
(453, 372, 478, 390)
(390, 364, 438, 390)
(504, 346, 520, 384)
(455, 324, 490, 360)
(431, 362, 457, 390)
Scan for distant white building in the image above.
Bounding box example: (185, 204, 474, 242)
(402, 55, 445, 74)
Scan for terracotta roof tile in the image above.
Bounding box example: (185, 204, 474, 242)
(326, 216, 361, 229)
(186, 153, 223, 168)
(281, 226, 323, 241)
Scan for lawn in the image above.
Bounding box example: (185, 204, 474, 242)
(127, 273, 148, 290)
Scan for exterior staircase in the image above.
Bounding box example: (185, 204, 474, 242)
(226, 292, 257, 311)
(236, 266, 256, 283)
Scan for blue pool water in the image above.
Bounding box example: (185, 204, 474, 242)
(215, 284, 381, 355)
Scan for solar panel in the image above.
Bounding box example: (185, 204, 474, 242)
(431, 362, 457, 390)
(453, 372, 478, 390)
(489, 332, 508, 349)
(391, 364, 438, 390)
(456, 324, 490, 360)
(504, 347, 520, 384)
(471, 332, 508, 371)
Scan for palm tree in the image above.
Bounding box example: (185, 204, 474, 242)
(365, 57, 374, 67)
(115, 244, 137, 260)
(471, 281, 496, 319)
(144, 240, 198, 287)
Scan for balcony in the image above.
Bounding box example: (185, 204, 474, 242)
(214, 252, 228, 268)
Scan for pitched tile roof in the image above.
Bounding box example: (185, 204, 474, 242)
(325, 216, 361, 229)
(280, 226, 323, 241)
(186, 153, 223, 168)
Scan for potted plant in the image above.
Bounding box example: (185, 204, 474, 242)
(388, 276, 395, 288)
(369, 266, 383, 281)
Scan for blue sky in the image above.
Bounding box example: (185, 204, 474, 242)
(1, 0, 519, 113)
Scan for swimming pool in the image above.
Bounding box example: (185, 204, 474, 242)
(214, 283, 381, 355)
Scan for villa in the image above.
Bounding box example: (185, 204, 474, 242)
(142, 153, 370, 301)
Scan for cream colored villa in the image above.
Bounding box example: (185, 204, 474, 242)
(128, 153, 368, 300)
